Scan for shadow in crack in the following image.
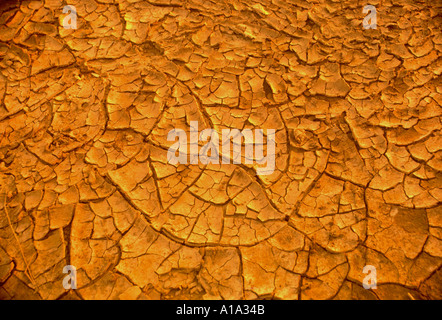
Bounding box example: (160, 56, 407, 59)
(0, 0, 20, 13)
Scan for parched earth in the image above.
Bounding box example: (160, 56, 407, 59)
(0, 0, 441, 300)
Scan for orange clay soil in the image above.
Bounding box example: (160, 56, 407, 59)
(0, 0, 441, 300)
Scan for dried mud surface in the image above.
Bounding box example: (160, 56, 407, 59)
(0, 0, 441, 300)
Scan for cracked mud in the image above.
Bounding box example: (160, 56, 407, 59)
(0, 0, 441, 300)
